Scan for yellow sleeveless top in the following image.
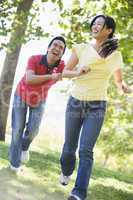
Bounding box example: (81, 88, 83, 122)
(70, 43, 123, 101)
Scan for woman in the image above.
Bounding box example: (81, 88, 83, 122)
(60, 15, 131, 200)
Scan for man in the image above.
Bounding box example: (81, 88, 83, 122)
(9, 36, 66, 172)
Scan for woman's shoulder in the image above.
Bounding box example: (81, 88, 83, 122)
(106, 50, 122, 60)
(73, 43, 86, 49)
(73, 42, 92, 52)
(72, 43, 86, 57)
(113, 50, 122, 56)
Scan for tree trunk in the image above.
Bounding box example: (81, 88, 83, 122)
(0, 0, 33, 141)
(103, 153, 109, 167)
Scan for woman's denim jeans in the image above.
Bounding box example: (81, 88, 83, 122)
(9, 94, 45, 167)
(60, 96, 106, 200)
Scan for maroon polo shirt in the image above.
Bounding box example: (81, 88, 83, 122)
(16, 55, 65, 107)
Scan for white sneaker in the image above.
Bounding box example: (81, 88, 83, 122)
(68, 194, 81, 200)
(21, 150, 29, 163)
(60, 172, 71, 185)
(10, 164, 20, 173)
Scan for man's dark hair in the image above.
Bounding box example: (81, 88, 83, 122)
(48, 36, 66, 54)
(90, 15, 118, 58)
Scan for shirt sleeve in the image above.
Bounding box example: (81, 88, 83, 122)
(57, 60, 65, 72)
(72, 43, 85, 59)
(26, 56, 37, 72)
(113, 51, 123, 71)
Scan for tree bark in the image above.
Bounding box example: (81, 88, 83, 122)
(0, 0, 33, 140)
(103, 153, 109, 167)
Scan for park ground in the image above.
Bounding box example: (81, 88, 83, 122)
(0, 90, 133, 200)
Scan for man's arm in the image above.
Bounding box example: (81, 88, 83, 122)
(26, 70, 62, 85)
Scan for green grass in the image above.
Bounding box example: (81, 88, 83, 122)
(0, 141, 133, 200)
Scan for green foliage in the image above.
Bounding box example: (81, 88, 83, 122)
(0, 0, 50, 50)
(58, 0, 90, 48)
(103, 0, 133, 65)
(97, 79, 133, 165)
(58, 0, 110, 47)
(0, 0, 15, 38)
(51, 0, 63, 10)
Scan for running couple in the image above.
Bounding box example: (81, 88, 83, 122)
(9, 15, 131, 200)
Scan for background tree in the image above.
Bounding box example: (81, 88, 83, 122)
(0, 0, 34, 140)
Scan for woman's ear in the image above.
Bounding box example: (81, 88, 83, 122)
(107, 28, 113, 35)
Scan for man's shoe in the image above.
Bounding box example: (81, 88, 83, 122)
(67, 194, 81, 200)
(60, 172, 71, 186)
(10, 164, 21, 174)
(21, 150, 29, 163)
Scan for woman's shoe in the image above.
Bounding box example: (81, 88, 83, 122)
(60, 172, 71, 185)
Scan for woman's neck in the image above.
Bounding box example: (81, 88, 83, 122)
(93, 37, 108, 51)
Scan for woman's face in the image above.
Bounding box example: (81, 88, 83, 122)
(91, 17, 111, 40)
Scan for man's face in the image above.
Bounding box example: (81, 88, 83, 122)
(47, 40, 65, 61)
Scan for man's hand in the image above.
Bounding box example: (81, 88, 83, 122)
(51, 73, 62, 81)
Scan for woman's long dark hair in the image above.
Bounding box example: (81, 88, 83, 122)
(90, 15, 118, 58)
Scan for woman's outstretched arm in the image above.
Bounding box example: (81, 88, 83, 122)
(62, 50, 89, 78)
(114, 69, 132, 93)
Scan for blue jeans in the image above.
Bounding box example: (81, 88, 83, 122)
(60, 96, 106, 200)
(9, 94, 45, 167)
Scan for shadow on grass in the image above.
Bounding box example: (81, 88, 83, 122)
(0, 141, 60, 175)
(89, 184, 133, 200)
(26, 150, 60, 176)
(0, 142, 133, 200)
(0, 166, 66, 200)
(0, 142, 132, 184)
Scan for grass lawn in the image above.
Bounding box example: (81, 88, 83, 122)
(0, 134, 133, 200)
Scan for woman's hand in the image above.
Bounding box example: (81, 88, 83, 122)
(76, 66, 91, 76)
(116, 81, 132, 94)
(62, 66, 91, 78)
(114, 69, 132, 94)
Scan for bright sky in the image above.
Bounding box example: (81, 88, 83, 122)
(0, 1, 72, 76)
